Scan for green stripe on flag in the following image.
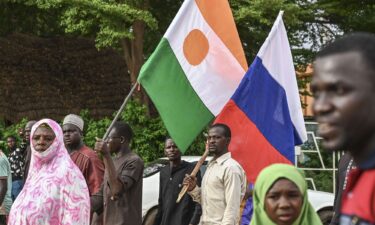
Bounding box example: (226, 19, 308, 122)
(138, 38, 214, 152)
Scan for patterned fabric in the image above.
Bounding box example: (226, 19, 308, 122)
(8, 148, 25, 180)
(8, 119, 90, 225)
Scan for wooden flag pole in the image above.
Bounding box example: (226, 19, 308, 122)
(176, 144, 210, 203)
(102, 82, 139, 140)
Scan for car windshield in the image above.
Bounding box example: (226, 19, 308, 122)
(143, 159, 169, 178)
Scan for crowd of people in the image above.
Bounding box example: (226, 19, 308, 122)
(0, 32, 373, 225)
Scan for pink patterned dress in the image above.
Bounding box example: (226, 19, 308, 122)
(8, 119, 90, 225)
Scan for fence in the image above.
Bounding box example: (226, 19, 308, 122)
(295, 121, 343, 194)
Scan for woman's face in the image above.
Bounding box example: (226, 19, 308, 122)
(32, 125, 56, 152)
(264, 178, 303, 225)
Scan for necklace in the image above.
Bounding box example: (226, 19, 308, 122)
(343, 159, 354, 190)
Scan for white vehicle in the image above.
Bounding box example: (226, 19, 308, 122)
(142, 156, 335, 225)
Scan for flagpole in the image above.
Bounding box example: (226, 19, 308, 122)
(176, 144, 209, 203)
(102, 82, 139, 140)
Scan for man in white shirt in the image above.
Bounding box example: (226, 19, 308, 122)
(184, 123, 246, 225)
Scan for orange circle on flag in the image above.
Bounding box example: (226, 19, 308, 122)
(183, 29, 209, 66)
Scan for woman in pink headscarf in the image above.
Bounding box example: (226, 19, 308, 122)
(8, 119, 90, 225)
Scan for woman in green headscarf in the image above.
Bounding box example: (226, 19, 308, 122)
(250, 164, 322, 225)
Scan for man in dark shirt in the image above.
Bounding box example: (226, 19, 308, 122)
(7, 136, 24, 200)
(311, 32, 375, 225)
(21, 120, 36, 182)
(91, 121, 144, 225)
(153, 137, 202, 225)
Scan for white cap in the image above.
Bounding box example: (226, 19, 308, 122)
(63, 114, 84, 131)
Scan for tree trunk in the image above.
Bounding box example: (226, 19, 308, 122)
(121, 19, 155, 115)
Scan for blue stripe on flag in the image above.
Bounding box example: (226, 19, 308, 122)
(231, 57, 302, 163)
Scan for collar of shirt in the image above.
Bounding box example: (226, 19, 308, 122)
(209, 152, 231, 167)
(170, 160, 188, 174)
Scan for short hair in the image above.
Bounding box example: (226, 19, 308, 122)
(113, 121, 133, 142)
(165, 136, 172, 142)
(210, 123, 231, 138)
(6, 135, 16, 141)
(316, 32, 375, 72)
(25, 120, 37, 130)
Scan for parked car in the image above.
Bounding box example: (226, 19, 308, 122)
(142, 156, 334, 225)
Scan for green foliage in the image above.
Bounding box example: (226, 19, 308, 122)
(120, 99, 167, 162)
(231, 0, 318, 66)
(312, 0, 375, 34)
(15, 0, 158, 49)
(0, 1, 65, 36)
(79, 109, 112, 149)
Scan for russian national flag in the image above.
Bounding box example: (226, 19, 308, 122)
(215, 11, 307, 183)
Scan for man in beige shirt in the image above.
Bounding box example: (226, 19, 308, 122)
(184, 123, 246, 225)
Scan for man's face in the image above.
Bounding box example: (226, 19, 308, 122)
(311, 52, 375, 153)
(32, 126, 56, 152)
(264, 179, 303, 225)
(207, 126, 229, 156)
(62, 124, 82, 149)
(7, 137, 16, 150)
(106, 128, 123, 154)
(164, 139, 181, 162)
(24, 121, 36, 144)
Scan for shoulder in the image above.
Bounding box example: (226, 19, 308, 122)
(78, 145, 96, 157)
(77, 145, 98, 158)
(182, 161, 196, 171)
(128, 152, 144, 165)
(119, 152, 144, 170)
(0, 154, 9, 164)
(223, 158, 244, 174)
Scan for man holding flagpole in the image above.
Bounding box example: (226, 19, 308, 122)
(183, 124, 247, 225)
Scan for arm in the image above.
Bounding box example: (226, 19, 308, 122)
(0, 156, 9, 206)
(90, 182, 104, 214)
(0, 179, 7, 206)
(152, 173, 164, 225)
(94, 139, 124, 198)
(221, 168, 246, 225)
(87, 156, 105, 195)
(183, 175, 201, 204)
(189, 170, 202, 225)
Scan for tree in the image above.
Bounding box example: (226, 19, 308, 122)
(313, 0, 375, 34)
(1, 0, 373, 104)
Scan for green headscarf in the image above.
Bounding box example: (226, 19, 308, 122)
(250, 164, 322, 225)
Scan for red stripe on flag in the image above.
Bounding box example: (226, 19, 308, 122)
(215, 100, 292, 183)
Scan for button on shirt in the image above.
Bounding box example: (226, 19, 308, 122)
(189, 152, 246, 225)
